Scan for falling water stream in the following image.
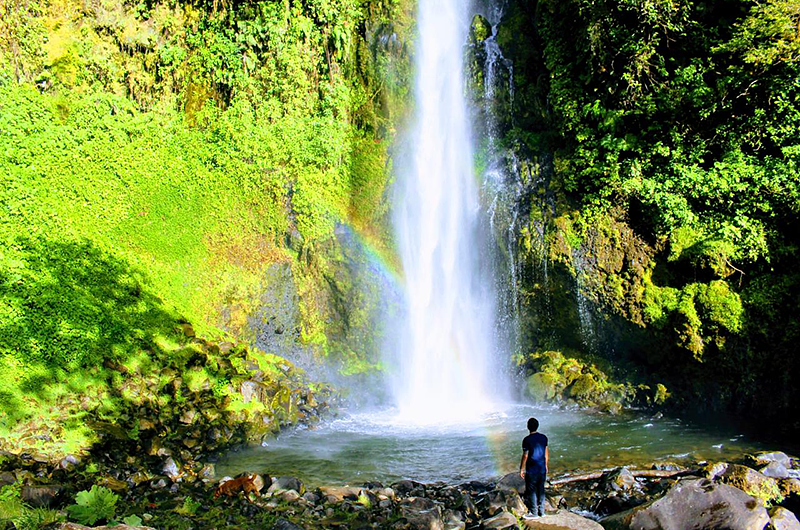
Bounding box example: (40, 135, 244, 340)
(389, 0, 501, 422)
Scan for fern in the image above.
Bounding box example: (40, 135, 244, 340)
(67, 486, 119, 526)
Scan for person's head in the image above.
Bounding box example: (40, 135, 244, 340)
(527, 417, 539, 432)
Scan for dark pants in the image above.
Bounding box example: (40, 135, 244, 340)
(524, 472, 546, 516)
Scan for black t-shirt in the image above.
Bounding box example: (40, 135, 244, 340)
(522, 432, 548, 475)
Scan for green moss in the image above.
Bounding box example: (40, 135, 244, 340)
(526, 372, 557, 401)
(697, 280, 743, 334)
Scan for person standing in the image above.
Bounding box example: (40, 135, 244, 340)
(519, 417, 549, 518)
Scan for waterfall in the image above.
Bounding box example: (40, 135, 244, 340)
(389, 0, 503, 423)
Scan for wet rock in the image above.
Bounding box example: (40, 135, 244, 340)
(781, 478, 800, 497)
(483, 511, 518, 529)
(268, 476, 304, 496)
(22, 484, 62, 508)
(770, 507, 800, 530)
(497, 472, 525, 494)
(319, 485, 361, 502)
(400, 496, 444, 529)
(601, 478, 770, 530)
(522, 510, 604, 529)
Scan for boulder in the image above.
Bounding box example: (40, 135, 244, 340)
(443, 509, 466, 530)
(483, 511, 518, 529)
(0, 472, 16, 486)
(770, 507, 800, 530)
(600, 478, 770, 530)
(717, 464, 781, 504)
(523, 510, 604, 529)
(400, 496, 444, 530)
(752, 453, 792, 468)
(393, 479, 426, 496)
(497, 472, 525, 494)
(268, 476, 304, 496)
(162, 457, 180, 480)
(761, 462, 791, 480)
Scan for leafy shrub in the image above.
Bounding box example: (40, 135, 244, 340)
(66, 486, 119, 526)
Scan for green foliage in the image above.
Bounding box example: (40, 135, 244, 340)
(66, 486, 119, 526)
(123, 514, 144, 526)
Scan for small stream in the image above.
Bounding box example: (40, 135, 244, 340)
(215, 404, 762, 487)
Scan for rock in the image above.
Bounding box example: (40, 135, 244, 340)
(379, 499, 393, 509)
(594, 495, 636, 517)
(717, 464, 781, 504)
(752, 452, 792, 468)
(394, 479, 426, 496)
(0, 472, 16, 486)
(240, 381, 260, 403)
(442, 509, 466, 530)
(484, 489, 527, 517)
(600, 478, 770, 530)
(268, 476, 304, 496)
(483, 511, 518, 529)
(781, 478, 800, 497)
(279, 490, 301, 502)
(302, 491, 320, 504)
(100, 476, 128, 492)
(770, 507, 800, 530)
(470, 14, 492, 44)
(59, 455, 80, 470)
(768, 507, 800, 530)
(318, 485, 361, 503)
(400, 497, 444, 529)
(761, 462, 791, 480)
(380, 487, 397, 500)
(602, 468, 638, 492)
(199, 463, 215, 480)
(179, 409, 197, 425)
(273, 520, 305, 530)
(162, 457, 180, 480)
(22, 484, 62, 508)
(179, 323, 195, 337)
(252, 473, 268, 492)
(523, 510, 604, 529)
(497, 472, 526, 494)
(151, 478, 168, 489)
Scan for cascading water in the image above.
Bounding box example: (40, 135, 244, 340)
(390, 0, 503, 423)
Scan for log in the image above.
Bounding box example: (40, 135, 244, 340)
(550, 468, 699, 486)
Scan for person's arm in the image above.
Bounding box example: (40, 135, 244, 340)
(545, 446, 550, 474)
(520, 451, 528, 478)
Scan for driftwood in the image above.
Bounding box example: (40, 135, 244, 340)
(550, 468, 700, 486)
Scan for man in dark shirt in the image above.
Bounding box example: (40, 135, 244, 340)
(519, 417, 549, 518)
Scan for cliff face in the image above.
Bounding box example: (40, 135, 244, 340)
(484, 0, 800, 432)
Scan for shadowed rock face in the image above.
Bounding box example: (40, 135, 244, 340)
(601, 478, 770, 530)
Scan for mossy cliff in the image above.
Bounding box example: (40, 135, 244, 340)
(487, 0, 800, 433)
(0, 0, 413, 453)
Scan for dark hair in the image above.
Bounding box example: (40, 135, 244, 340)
(527, 417, 539, 432)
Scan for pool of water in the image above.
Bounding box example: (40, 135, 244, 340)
(214, 404, 762, 486)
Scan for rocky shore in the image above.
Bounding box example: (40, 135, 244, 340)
(2, 443, 799, 529)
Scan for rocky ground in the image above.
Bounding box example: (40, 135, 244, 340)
(2, 445, 799, 529)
